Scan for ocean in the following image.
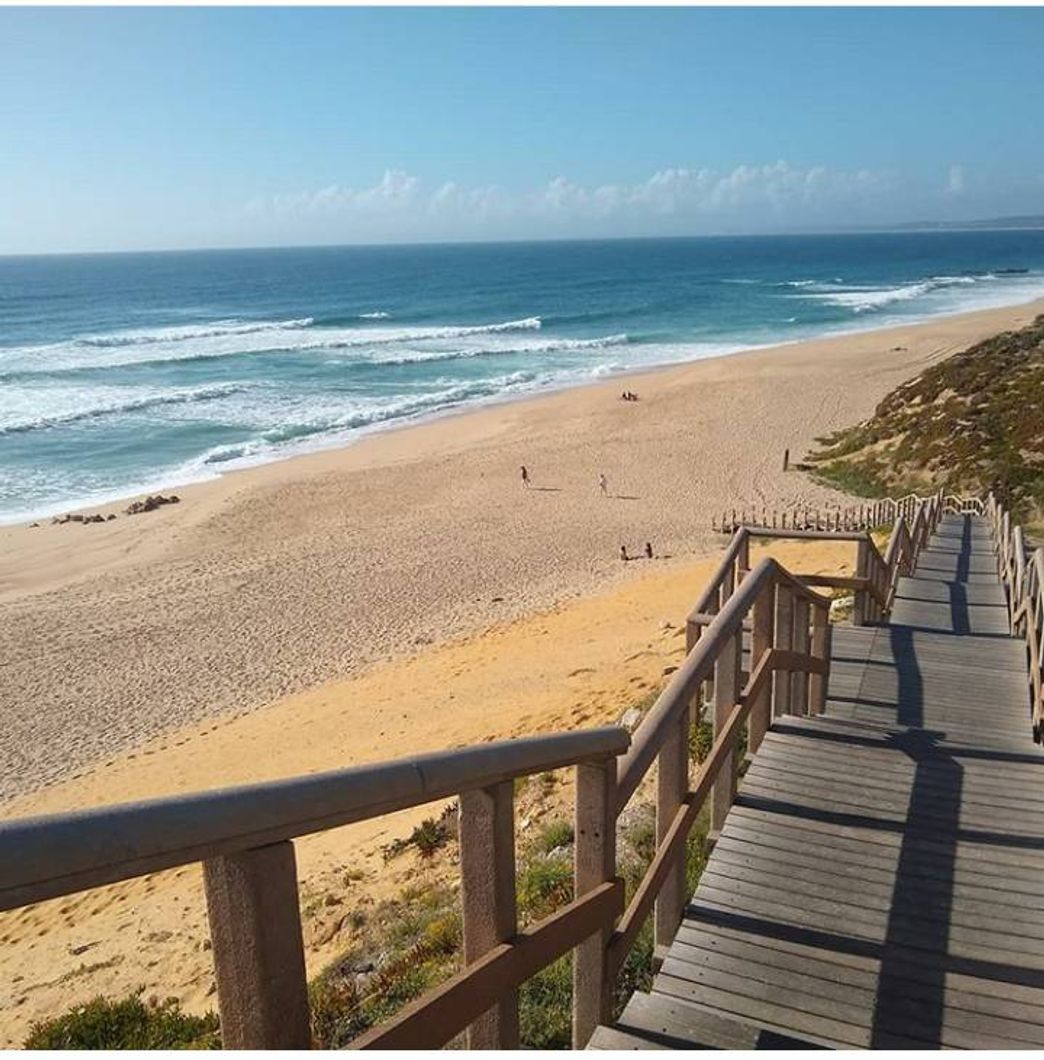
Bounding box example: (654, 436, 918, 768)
(3, 230, 1044, 524)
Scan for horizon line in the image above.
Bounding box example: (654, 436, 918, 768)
(4, 219, 1044, 261)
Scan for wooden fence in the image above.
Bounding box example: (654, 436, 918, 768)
(987, 492, 1044, 742)
(0, 492, 970, 1050)
(713, 491, 981, 536)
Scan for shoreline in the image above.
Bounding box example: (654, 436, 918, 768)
(1, 295, 1043, 1042)
(5, 288, 1044, 529)
(2, 294, 1042, 804)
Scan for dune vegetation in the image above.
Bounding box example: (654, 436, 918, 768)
(806, 315, 1044, 526)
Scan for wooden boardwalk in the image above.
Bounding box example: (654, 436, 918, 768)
(593, 514, 1044, 1049)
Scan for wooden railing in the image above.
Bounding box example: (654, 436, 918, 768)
(0, 490, 963, 1050)
(0, 730, 629, 1051)
(713, 491, 980, 535)
(987, 492, 1044, 742)
(692, 493, 944, 640)
(588, 553, 833, 1044)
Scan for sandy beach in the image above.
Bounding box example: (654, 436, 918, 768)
(1, 296, 1042, 1042)
(0, 532, 866, 1044)
(3, 297, 1042, 806)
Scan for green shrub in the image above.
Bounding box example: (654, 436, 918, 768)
(690, 718, 713, 763)
(309, 972, 365, 1049)
(411, 818, 449, 858)
(517, 857, 573, 919)
(24, 992, 219, 1050)
(382, 811, 455, 862)
(533, 818, 575, 854)
(519, 954, 573, 1049)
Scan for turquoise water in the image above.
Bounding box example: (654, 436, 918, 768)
(3, 231, 1044, 522)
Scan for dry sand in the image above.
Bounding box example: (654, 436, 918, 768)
(4, 298, 1040, 804)
(0, 534, 859, 1045)
(1, 297, 1042, 1042)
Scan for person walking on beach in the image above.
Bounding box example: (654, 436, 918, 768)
(599, 472, 608, 497)
(521, 465, 530, 488)
(644, 541, 653, 559)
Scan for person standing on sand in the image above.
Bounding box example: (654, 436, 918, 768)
(521, 465, 530, 488)
(645, 541, 653, 559)
(620, 545, 628, 562)
(599, 472, 608, 496)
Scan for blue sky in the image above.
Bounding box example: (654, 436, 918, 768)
(2, 6, 1043, 254)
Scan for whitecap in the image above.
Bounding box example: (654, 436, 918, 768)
(0, 382, 246, 436)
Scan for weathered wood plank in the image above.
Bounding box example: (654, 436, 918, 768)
(594, 513, 1044, 1052)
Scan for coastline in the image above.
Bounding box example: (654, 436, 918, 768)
(3, 295, 1041, 799)
(1, 295, 1042, 1043)
(5, 285, 1044, 530)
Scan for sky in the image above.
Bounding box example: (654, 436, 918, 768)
(2, 6, 1043, 255)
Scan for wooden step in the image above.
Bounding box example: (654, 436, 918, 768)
(589, 990, 822, 1050)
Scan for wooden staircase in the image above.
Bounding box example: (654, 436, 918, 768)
(591, 513, 1044, 1049)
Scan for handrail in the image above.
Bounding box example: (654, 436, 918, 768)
(986, 491, 1044, 743)
(743, 526, 870, 542)
(622, 556, 772, 808)
(0, 728, 628, 913)
(0, 728, 630, 1051)
(604, 549, 834, 1011)
(696, 502, 944, 636)
(691, 525, 750, 617)
(624, 557, 827, 810)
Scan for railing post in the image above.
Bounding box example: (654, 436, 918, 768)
(1002, 511, 1012, 582)
(875, 552, 883, 620)
(773, 584, 794, 716)
(460, 781, 519, 1049)
(655, 707, 689, 949)
(748, 582, 775, 753)
(1014, 526, 1027, 633)
(573, 756, 617, 1048)
(202, 841, 312, 1050)
(1033, 551, 1044, 741)
(791, 597, 810, 715)
(853, 537, 870, 627)
(810, 603, 830, 714)
(711, 626, 742, 839)
(736, 530, 750, 584)
(867, 554, 880, 622)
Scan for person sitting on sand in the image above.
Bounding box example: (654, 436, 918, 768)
(521, 465, 530, 488)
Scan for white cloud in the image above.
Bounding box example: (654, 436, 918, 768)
(946, 164, 966, 195)
(237, 162, 899, 241)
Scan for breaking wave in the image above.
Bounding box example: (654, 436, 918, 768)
(0, 316, 545, 374)
(0, 382, 246, 436)
(76, 318, 315, 347)
(785, 272, 1026, 313)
